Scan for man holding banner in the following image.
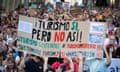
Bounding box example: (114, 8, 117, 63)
(24, 55, 44, 72)
(84, 46, 111, 72)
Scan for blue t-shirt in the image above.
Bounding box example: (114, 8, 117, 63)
(85, 58, 107, 72)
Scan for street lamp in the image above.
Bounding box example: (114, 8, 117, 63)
(110, 0, 115, 9)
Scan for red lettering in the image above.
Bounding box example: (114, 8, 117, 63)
(67, 43, 99, 49)
(54, 32, 65, 42)
(97, 45, 102, 49)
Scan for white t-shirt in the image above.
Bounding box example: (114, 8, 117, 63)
(104, 38, 110, 46)
(0, 66, 5, 72)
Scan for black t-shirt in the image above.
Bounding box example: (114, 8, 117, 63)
(45, 68, 55, 72)
(25, 59, 43, 72)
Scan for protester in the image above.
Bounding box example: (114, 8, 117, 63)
(72, 57, 80, 72)
(0, 2, 120, 72)
(82, 57, 89, 72)
(59, 57, 71, 72)
(24, 55, 44, 72)
(84, 47, 111, 72)
(0, 57, 5, 72)
(51, 59, 61, 71)
(116, 47, 120, 58)
(5, 57, 18, 72)
(50, 57, 71, 72)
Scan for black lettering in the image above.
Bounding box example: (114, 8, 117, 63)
(32, 28, 37, 39)
(76, 31, 79, 41)
(47, 32, 51, 41)
(37, 30, 41, 40)
(73, 32, 76, 41)
(79, 32, 82, 42)
(60, 22, 66, 30)
(66, 32, 73, 42)
(116, 66, 120, 72)
(47, 22, 53, 30)
(65, 22, 70, 31)
(39, 20, 42, 28)
(66, 32, 80, 42)
(43, 21, 46, 30)
(41, 31, 47, 42)
(54, 22, 59, 30)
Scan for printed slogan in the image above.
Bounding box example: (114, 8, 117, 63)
(17, 15, 106, 58)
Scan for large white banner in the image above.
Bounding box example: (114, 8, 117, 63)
(17, 15, 106, 58)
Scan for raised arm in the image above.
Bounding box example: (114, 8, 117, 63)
(103, 46, 111, 66)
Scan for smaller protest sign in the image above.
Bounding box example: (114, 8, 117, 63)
(18, 21, 32, 33)
(31, 4, 37, 9)
(62, 2, 71, 9)
(56, 2, 62, 9)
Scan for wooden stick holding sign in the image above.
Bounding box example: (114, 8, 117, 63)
(43, 57, 48, 72)
(68, 57, 74, 72)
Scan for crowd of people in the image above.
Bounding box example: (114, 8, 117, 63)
(0, 3, 120, 72)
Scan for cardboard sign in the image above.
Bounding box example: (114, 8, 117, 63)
(17, 15, 106, 57)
